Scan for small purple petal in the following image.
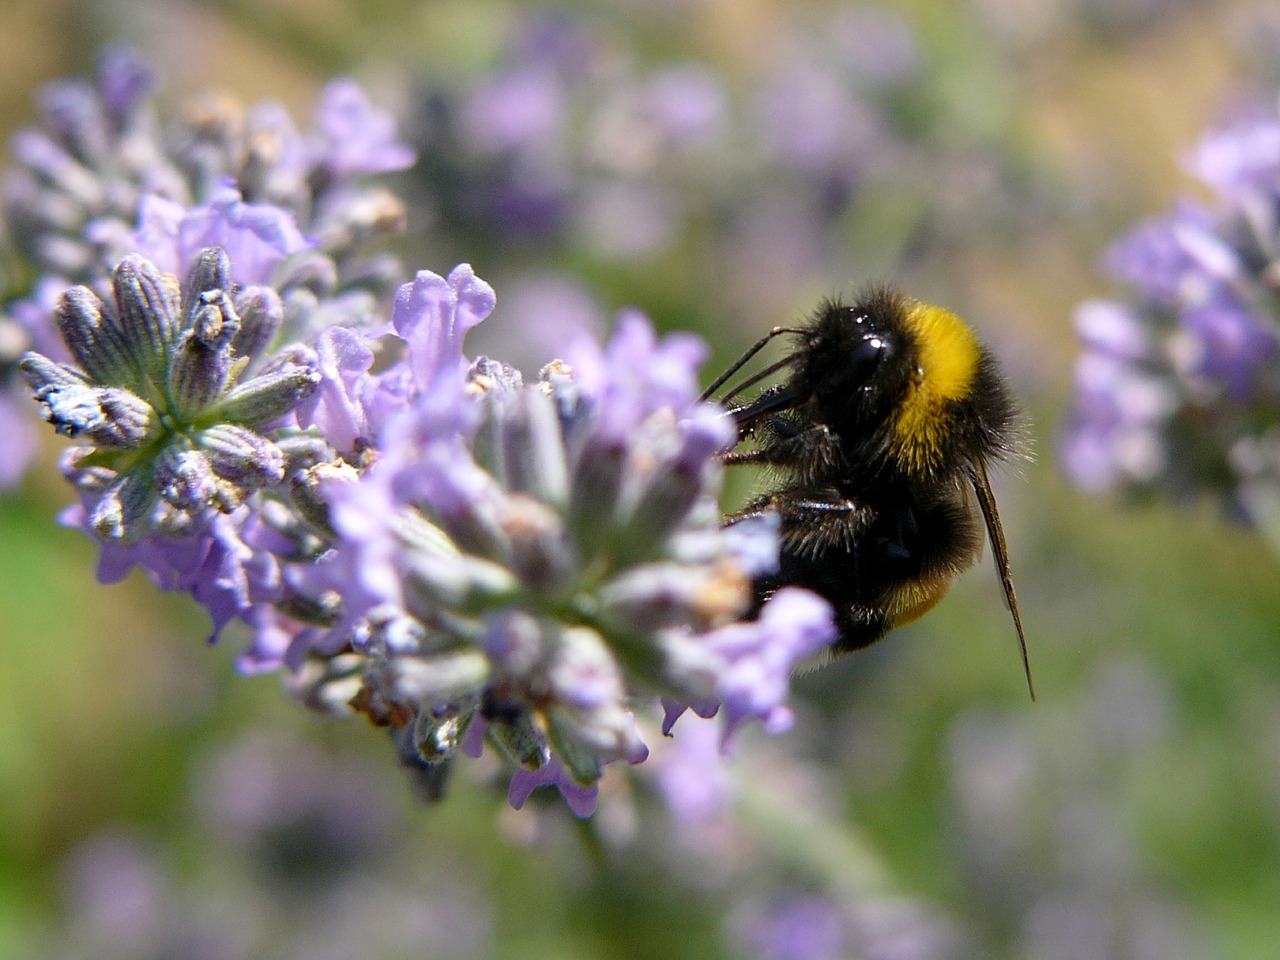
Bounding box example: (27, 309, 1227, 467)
(738, 894, 848, 960)
(705, 587, 836, 745)
(293, 326, 374, 453)
(1073, 299, 1150, 362)
(175, 185, 310, 285)
(391, 264, 496, 392)
(96, 48, 156, 121)
(507, 756, 599, 818)
(129, 194, 187, 275)
(462, 66, 566, 154)
(1181, 296, 1277, 396)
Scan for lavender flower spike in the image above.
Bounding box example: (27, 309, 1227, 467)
(305, 288, 835, 815)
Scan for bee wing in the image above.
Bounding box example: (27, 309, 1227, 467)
(968, 460, 1035, 702)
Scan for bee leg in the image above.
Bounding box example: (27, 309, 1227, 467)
(721, 448, 774, 467)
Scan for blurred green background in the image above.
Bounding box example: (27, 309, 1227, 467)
(4, 0, 1280, 958)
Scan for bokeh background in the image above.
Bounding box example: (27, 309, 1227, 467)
(3, 0, 1280, 958)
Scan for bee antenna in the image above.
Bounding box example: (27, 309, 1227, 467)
(719, 354, 797, 404)
(699, 326, 806, 403)
(968, 460, 1035, 702)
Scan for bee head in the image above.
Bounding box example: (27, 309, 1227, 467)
(791, 288, 917, 444)
(792, 287, 1016, 480)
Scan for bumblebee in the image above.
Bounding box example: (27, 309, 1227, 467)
(704, 285, 1034, 699)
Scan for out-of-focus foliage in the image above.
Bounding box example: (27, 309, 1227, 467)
(5, 1, 1280, 959)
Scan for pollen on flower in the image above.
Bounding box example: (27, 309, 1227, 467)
(690, 559, 753, 627)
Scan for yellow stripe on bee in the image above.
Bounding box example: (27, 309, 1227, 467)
(885, 571, 956, 628)
(891, 301, 981, 475)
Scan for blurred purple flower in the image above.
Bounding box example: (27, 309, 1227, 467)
(60, 835, 167, 951)
(1066, 93, 1280, 518)
(736, 894, 848, 960)
(462, 66, 566, 155)
(1187, 109, 1280, 198)
(636, 66, 725, 147)
(651, 712, 736, 822)
(0, 386, 38, 489)
(312, 78, 416, 178)
(1180, 296, 1277, 396)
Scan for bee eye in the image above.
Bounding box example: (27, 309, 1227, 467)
(848, 331, 887, 384)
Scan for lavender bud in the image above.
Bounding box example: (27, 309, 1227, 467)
(181, 247, 232, 308)
(33, 381, 156, 447)
(485, 709, 549, 770)
(341, 251, 407, 299)
(500, 493, 577, 594)
(215, 363, 320, 426)
(568, 438, 626, 557)
(231, 285, 283, 362)
(167, 290, 240, 418)
(90, 465, 158, 541)
(111, 254, 180, 376)
(277, 434, 338, 472)
(373, 653, 492, 709)
(199, 423, 286, 487)
(617, 457, 702, 561)
(598, 561, 751, 633)
(275, 250, 338, 298)
(53, 286, 134, 384)
(290, 461, 356, 536)
(275, 588, 343, 627)
(19, 351, 89, 395)
(500, 389, 569, 507)
(393, 508, 461, 558)
(470, 356, 525, 395)
(39, 79, 110, 165)
(36, 233, 96, 278)
(402, 552, 521, 618)
(59, 445, 113, 492)
(544, 710, 604, 787)
(11, 129, 105, 207)
(155, 443, 218, 510)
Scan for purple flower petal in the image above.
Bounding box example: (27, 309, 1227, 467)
(704, 587, 836, 746)
(391, 264, 496, 393)
(507, 756, 599, 818)
(293, 326, 375, 453)
(1181, 296, 1277, 397)
(174, 184, 310, 285)
(96, 48, 156, 122)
